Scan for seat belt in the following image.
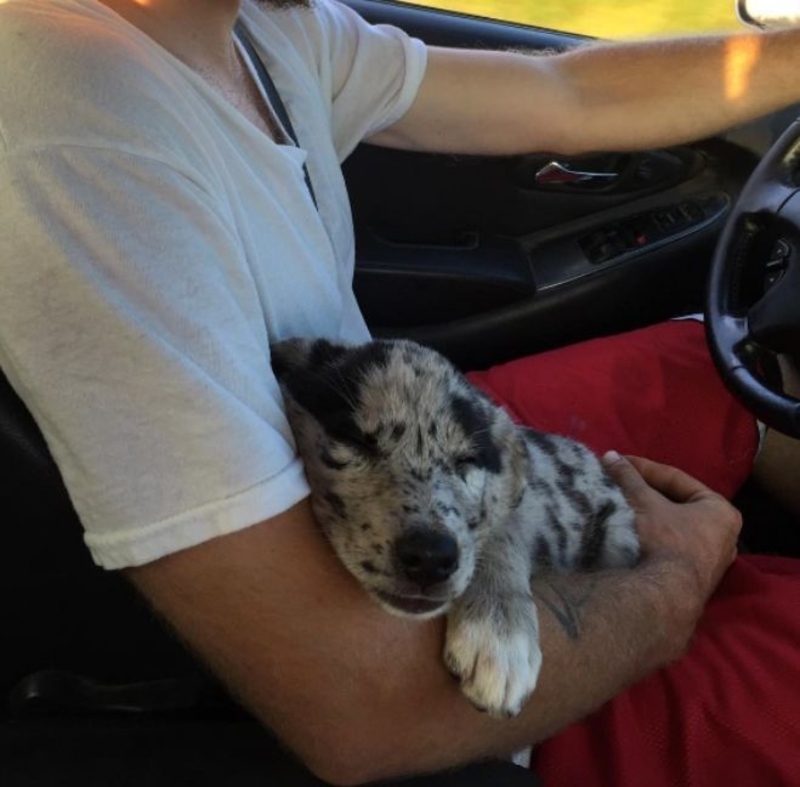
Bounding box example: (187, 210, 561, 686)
(234, 21, 318, 210)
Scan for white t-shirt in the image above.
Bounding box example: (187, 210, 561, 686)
(0, 0, 427, 568)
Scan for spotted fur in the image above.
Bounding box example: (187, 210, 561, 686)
(272, 337, 640, 717)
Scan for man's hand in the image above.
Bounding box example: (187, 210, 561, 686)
(603, 451, 742, 616)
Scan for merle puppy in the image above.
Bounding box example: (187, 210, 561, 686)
(272, 337, 639, 718)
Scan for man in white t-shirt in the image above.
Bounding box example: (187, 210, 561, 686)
(2, 1, 800, 783)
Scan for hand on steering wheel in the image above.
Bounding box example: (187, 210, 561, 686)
(706, 119, 800, 437)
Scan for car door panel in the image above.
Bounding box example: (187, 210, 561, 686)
(341, 0, 780, 368)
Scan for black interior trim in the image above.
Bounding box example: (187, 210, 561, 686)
(378, 225, 721, 371)
(338, 3, 760, 357)
(355, 228, 534, 327)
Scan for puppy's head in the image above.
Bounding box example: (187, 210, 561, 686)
(272, 338, 528, 619)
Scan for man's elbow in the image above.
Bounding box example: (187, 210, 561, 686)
(271, 684, 451, 785)
(291, 720, 416, 786)
(303, 752, 385, 787)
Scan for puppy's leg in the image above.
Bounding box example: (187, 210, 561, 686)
(443, 530, 541, 718)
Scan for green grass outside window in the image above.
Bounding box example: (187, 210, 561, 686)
(398, 0, 743, 38)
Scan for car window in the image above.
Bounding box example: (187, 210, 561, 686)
(391, 0, 742, 38)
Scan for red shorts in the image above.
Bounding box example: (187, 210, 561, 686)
(468, 320, 800, 786)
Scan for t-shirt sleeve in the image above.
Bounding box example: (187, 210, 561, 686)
(0, 145, 310, 569)
(308, 0, 429, 160)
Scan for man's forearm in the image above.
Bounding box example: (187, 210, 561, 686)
(276, 558, 700, 784)
(520, 559, 695, 740)
(376, 27, 800, 157)
(127, 504, 701, 786)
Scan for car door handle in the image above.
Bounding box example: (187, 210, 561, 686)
(534, 160, 620, 185)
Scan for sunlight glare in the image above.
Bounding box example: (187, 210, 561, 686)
(724, 35, 762, 101)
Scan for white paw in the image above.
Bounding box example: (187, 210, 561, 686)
(444, 612, 542, 718)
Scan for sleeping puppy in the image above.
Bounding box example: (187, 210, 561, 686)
(272, 337, 639, 718)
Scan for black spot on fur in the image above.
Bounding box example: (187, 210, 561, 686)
(360, 561, 378, 574)
(470, 385, 500, 407)
(450, 395, 501, 473)
(554, 458, 577, 486)
(528, 478, 548, 495)
(579, 501, 614, 570)
(360, 522, 372, 532)
(534, 536, 553, 568)
(546, 508, 569, 565)
(391, 422, 406, 441)
(410, 468, 431, 482)
(361, 430, 380, 451)
(602, 473, 619, 491)
(522, 428, 558, 457)
(558, 482, 594, 520)
(324, 492, 346, 519)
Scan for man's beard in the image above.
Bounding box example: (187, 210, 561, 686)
(254, 0, 313, 8)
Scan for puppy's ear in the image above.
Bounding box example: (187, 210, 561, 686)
(272, 337, 352, 424)
(271, 337, 348, 381)
(273, 339, 390, 452)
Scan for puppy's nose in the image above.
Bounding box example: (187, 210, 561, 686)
(395, 530, 459, 588)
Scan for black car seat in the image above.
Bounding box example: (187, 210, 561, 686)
(0, 368, 540, 786)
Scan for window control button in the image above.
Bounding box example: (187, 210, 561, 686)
(581, 194, 724, 265)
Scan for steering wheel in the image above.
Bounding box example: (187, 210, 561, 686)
(706, 119, 800, 438)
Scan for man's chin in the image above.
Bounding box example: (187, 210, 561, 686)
(252, 0, 313, 8)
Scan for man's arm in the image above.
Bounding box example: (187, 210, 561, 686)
(371, 28, 800, 156)
(126, 454, 740, 786)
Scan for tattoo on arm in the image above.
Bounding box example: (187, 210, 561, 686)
(532, 577, 598, 640)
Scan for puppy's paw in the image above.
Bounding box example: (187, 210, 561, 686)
(443, 604, 542, 718)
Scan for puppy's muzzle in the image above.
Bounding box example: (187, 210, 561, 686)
(394, 529, 459, 589)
